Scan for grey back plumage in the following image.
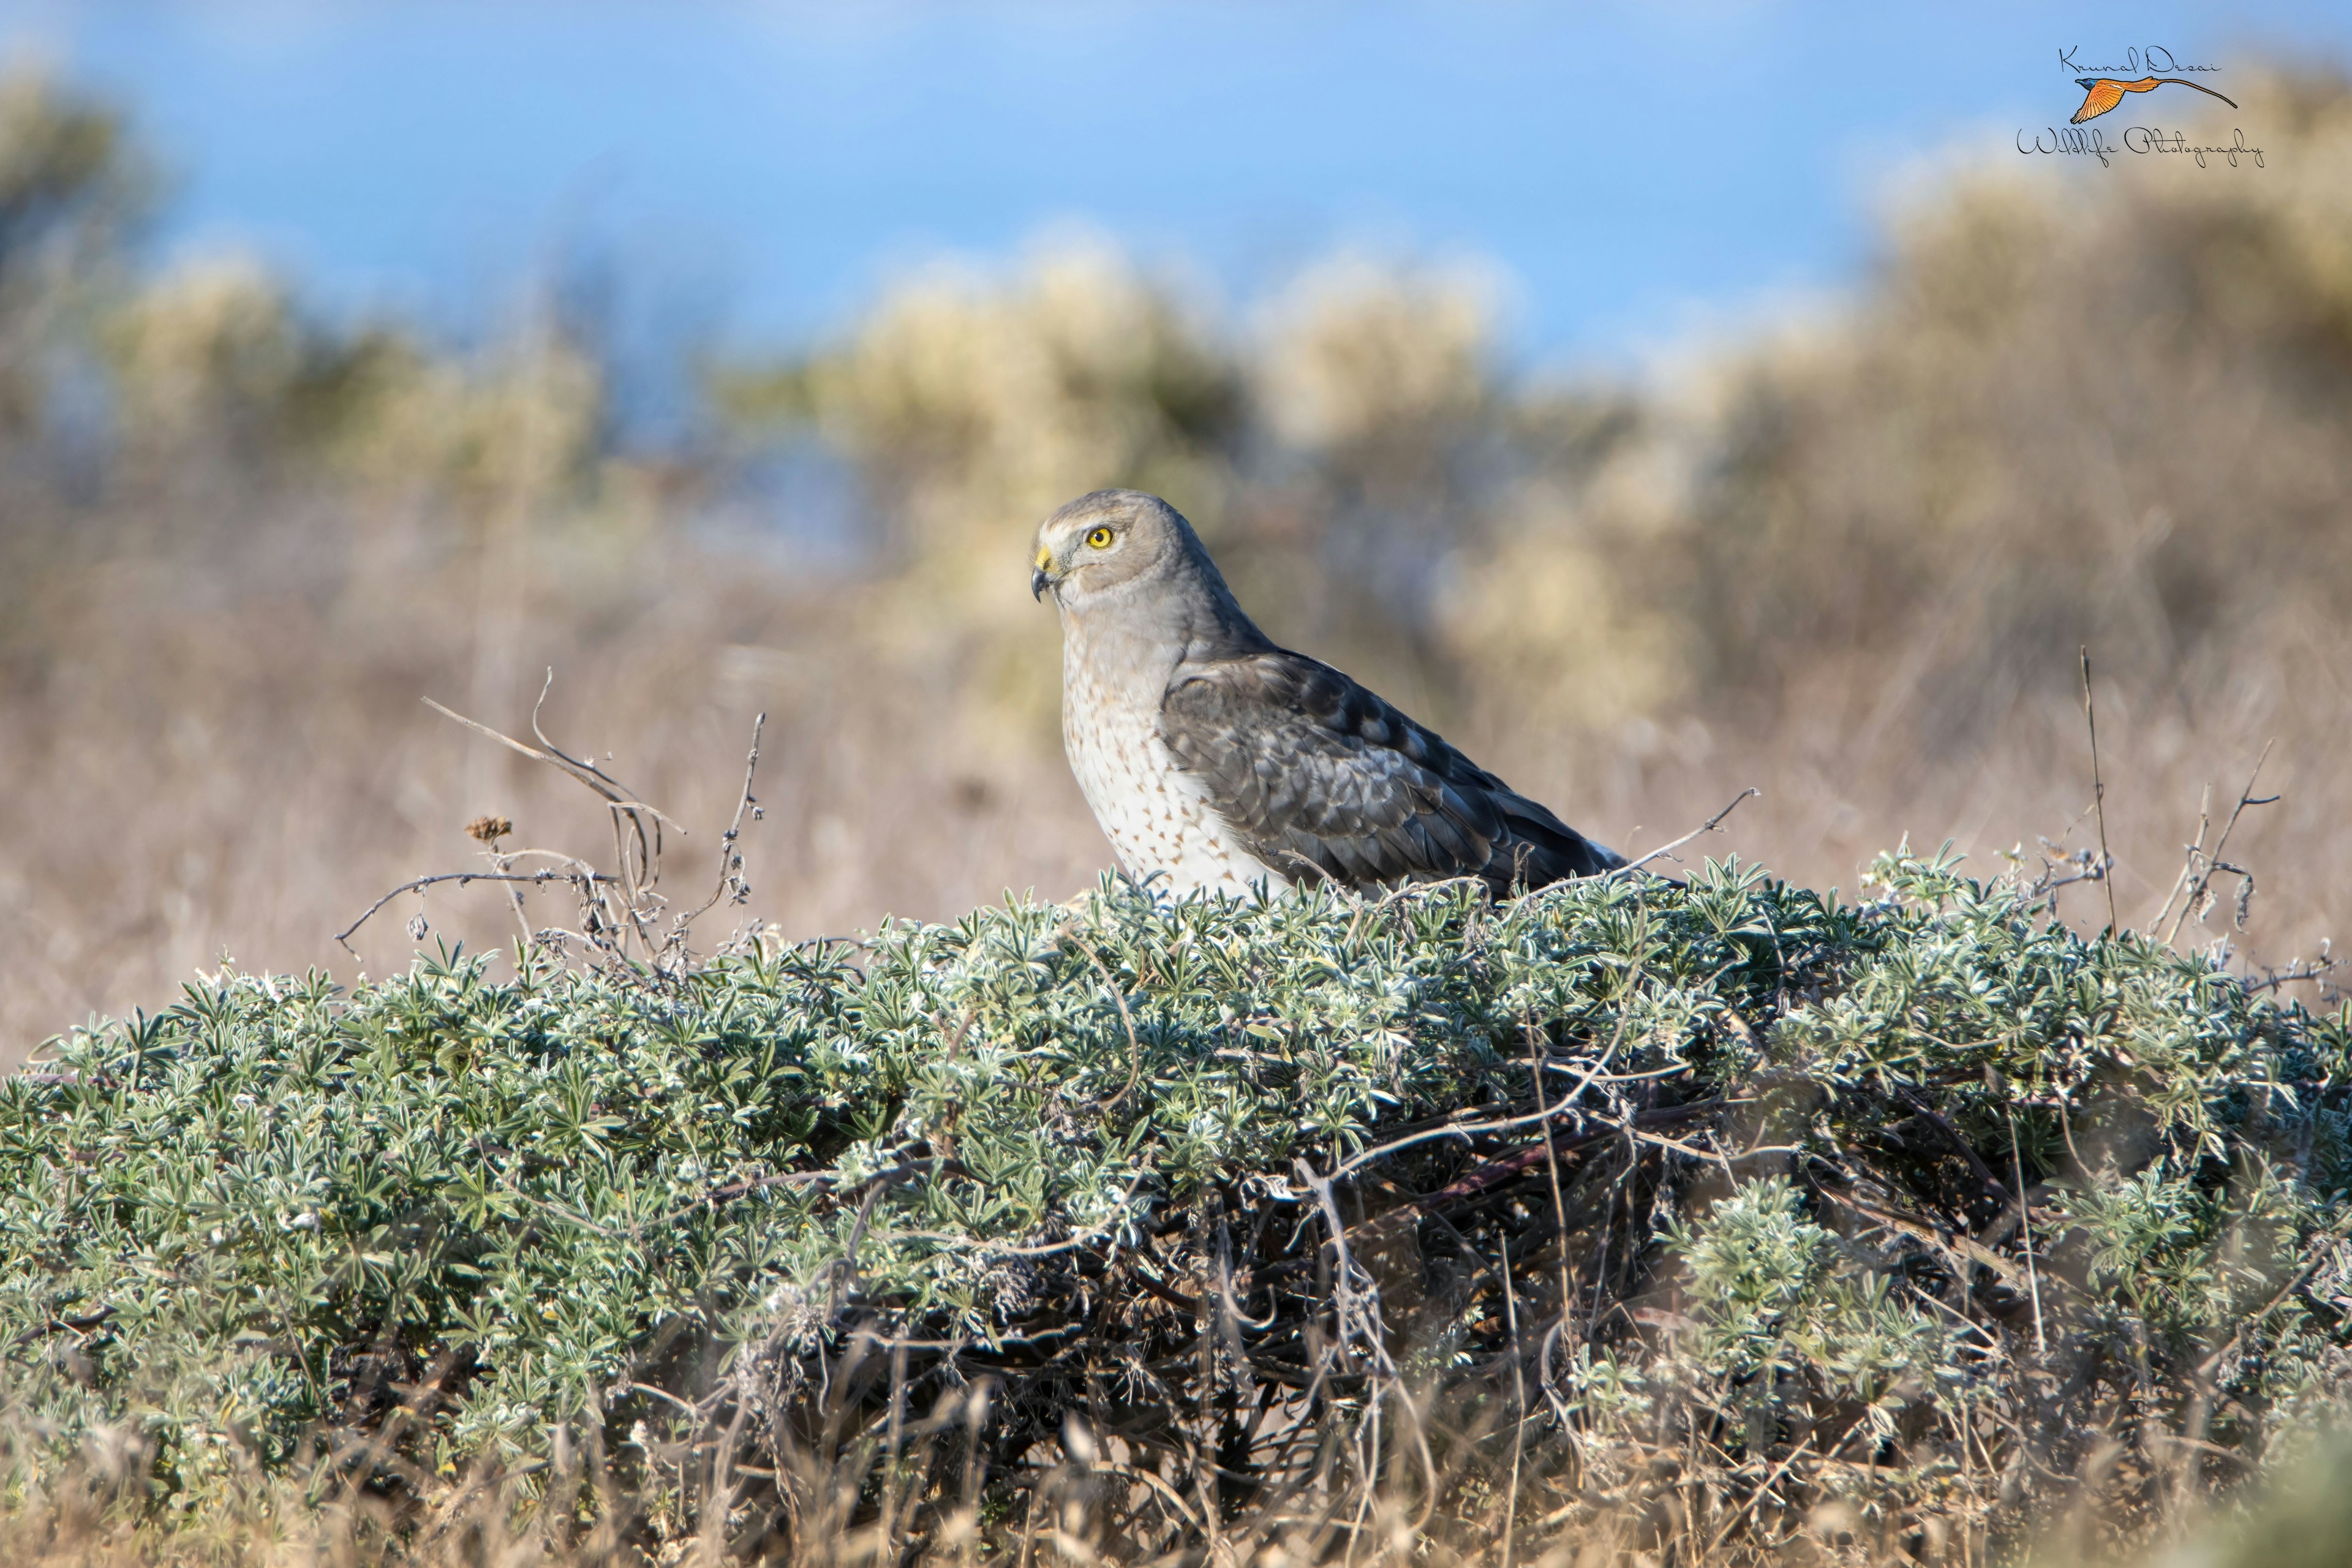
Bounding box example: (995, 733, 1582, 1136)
(1035, 489, 1620, 896)
(1158, 650, 1620, 892)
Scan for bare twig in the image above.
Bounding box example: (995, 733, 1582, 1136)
(336, 869, 614, 954)
(2147, 782, 2212, 937)
(2008, 1109, 2046, 1357)
(426, 685, 685, 835)
(1499, 1231, 1525, 1568)
(2163, 741, 2277, 946)
(526, 668, 678, 883)
(399, 673, 742, 969)
(1702, 1436, 1812, 1556)
(434, 676, 670, 949)
(1606, 788, 1759, 879)
(2244, 946, 2338, 995)
(2081, 648, 2120, 937)
(671, 711, 768, 951)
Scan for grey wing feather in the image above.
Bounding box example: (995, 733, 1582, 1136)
(1156, 651, 1620, 894)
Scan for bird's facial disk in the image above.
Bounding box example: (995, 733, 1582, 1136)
(1031, 513, 1144, 603)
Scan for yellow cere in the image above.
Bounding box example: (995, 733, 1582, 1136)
(1034, 545, 1053, 570)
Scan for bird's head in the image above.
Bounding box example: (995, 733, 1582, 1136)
(1031, 489, 1270, 654)
(1030, 489, 1199, 611)
(2076, 77, 2098, 89)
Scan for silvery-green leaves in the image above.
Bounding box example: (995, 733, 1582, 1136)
(0, 848, 2343, 1522)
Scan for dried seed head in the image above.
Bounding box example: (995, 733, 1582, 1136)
(466, 815, 514, 845)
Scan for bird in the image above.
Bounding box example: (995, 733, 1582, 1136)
(1030, 489, 1622, 899)
(2069, 76, 2237, 124)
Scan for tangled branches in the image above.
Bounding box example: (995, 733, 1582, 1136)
(337, 669, 766, 975)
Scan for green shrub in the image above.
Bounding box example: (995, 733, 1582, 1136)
(1, 851, 2346, 1560)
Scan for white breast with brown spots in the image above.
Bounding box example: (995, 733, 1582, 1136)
(1060, 629, 1287, 898)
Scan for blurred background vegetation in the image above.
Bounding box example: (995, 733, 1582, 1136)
(1, 61, 2348, 1063)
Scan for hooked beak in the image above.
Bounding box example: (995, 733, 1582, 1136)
(1031, 545, 1057, 602)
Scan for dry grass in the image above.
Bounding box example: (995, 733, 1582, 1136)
(1, 481, 2332, 1073)
(0, 61, 2345, 1071)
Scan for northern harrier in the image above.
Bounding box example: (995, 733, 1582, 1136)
(1031, 489, 1621, 897)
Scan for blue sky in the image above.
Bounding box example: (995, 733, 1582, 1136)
(3, 3, 2343, 369)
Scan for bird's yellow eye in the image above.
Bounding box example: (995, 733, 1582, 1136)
(1085, 526, 1115, 549)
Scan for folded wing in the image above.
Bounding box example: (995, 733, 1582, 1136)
(1156, 650, 1619, 893)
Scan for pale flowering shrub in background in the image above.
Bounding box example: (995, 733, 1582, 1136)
(1256, 253, 1498, 457)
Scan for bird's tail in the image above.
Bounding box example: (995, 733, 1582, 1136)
(1488, 795, 1624, 889)
(2154, 76, 2238, 110)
